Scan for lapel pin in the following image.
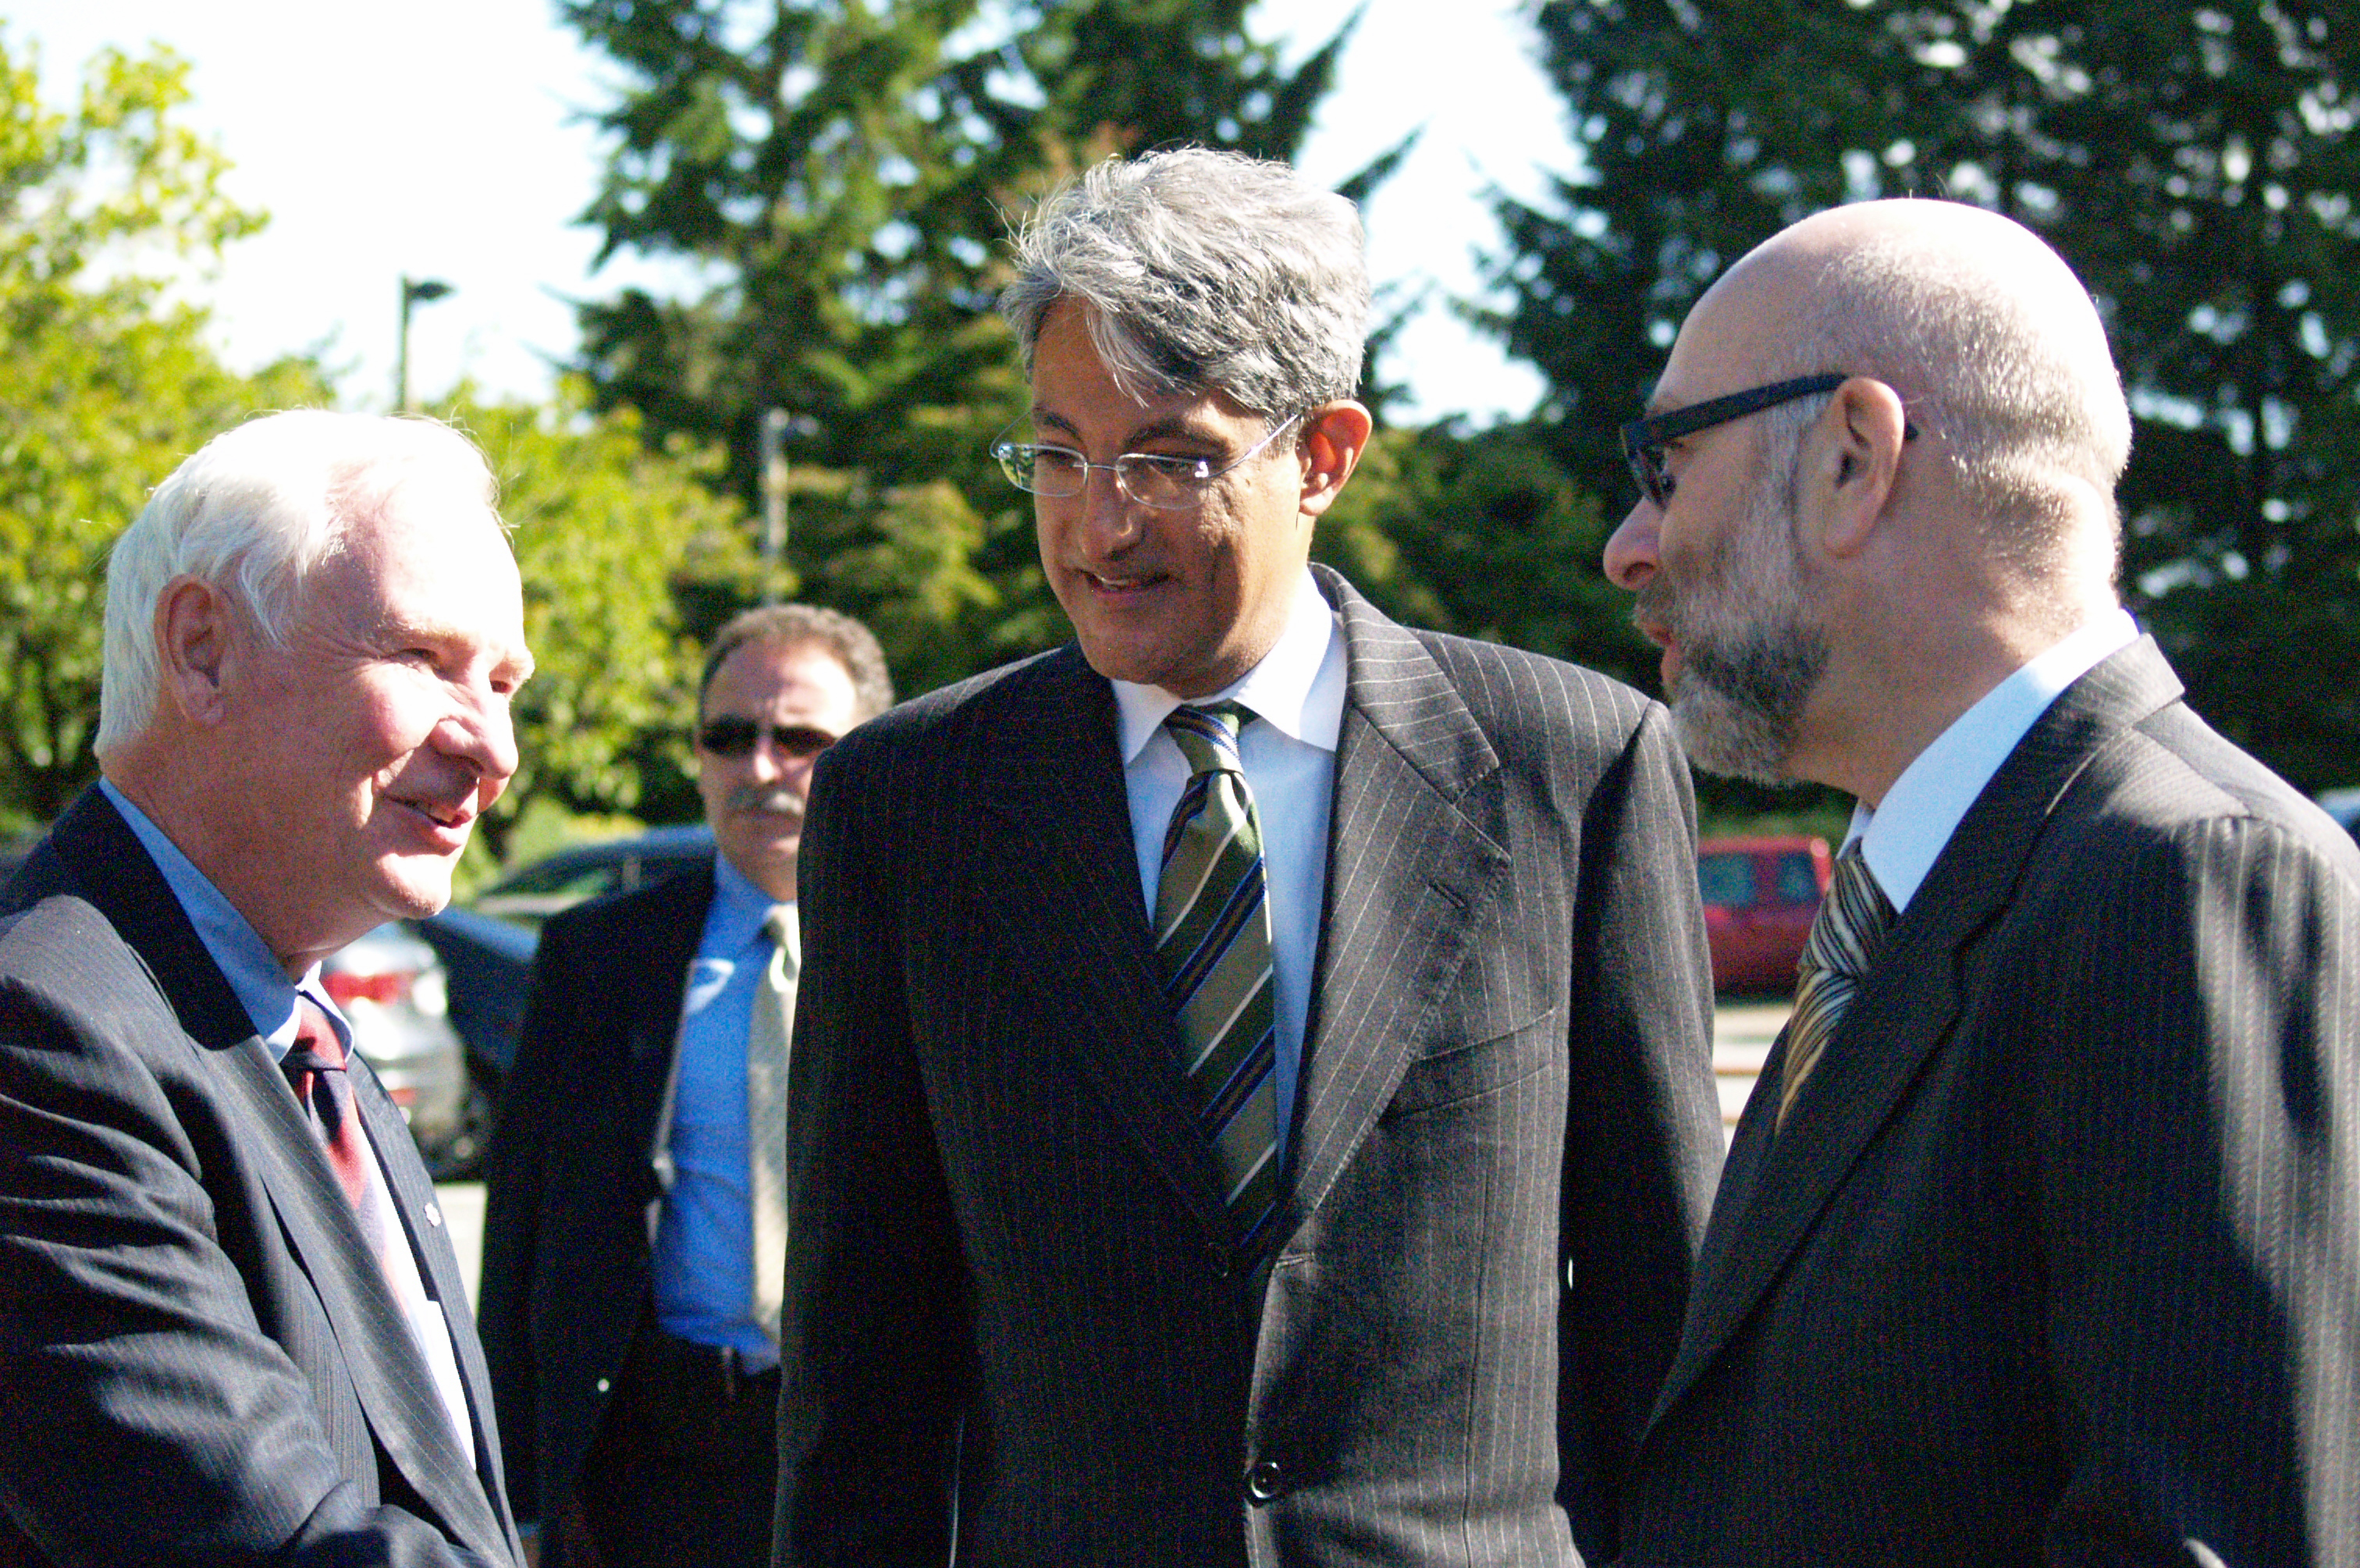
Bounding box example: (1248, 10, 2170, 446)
(425, 1204, 443, 1228)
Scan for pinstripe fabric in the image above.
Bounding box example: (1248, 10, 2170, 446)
(1625, 638, 2360, 1567)
(1157, 704, 1280, 1244)
(0, 788, 521, 1567)
(777, 566, 1725, 1568)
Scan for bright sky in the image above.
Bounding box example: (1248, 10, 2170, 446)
(5, 1, 1571, 425)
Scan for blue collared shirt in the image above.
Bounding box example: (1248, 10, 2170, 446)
(651, 853, 784, 1368)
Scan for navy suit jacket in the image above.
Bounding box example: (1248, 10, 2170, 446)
(0, 788, 521, 1568)
(1622, 639, 2360, 1566)
(476, 864, 716, 1529)
(777, 567, 1726, 1566)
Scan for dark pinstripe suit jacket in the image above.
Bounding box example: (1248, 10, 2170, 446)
(777, 567, 1726, 1567)
(1622, 638, 2360, 1566)
(476, 865, 718, 1533)
(0, 788, 521, 1568)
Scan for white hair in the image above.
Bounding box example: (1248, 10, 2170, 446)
(95, 411, 499, 758)
(1771, 206, 2133, 564)
(999, 147, 1370, 418)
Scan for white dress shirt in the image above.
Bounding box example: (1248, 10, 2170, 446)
(1850, 609, 2139, 912)
(1112, 568, 1345, 1164)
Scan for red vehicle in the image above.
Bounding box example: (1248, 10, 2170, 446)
(1697, 834, 1834, 994)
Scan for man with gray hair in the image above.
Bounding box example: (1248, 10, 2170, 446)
(481, 603, 891, 1568)
(777, 148, 1724, 1566)
(1603, 199, 2359, 1564)
(0, 411, 533, 1565)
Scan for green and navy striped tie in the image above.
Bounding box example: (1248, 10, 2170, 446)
(1155, 702, 1280, 1249)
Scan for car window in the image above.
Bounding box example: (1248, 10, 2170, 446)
(1698, 852, 1756, 909)
(1773, 852, 1820, 906)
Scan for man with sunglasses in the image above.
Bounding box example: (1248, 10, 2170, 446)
(479, 604, 891, 1568)
(773, 148, 1724, 1568)
(1603, 198, 2360, 1566)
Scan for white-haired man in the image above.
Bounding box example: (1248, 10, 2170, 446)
(0, 411, 533, 1566)
(1604, 200, 2360, 1564)
(776, 148, 1725, 1567)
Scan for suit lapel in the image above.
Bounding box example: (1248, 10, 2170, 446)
(620, 869, 716, 1204)
(1652, 639, 2185, 1419)
(978, 649, 1235, 1236)
(1282, 570, 1509, 1238)
(44, 791, 514, 1563)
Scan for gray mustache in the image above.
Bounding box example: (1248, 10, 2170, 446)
(727, 786, 805, 819)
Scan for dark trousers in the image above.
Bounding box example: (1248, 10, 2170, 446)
(553, 1324, 780, 1568)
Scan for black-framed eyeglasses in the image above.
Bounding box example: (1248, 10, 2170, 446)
(1620, 374, 1849, 510)
(991, 411, 1304, 510)
(696, 717, 838, 759)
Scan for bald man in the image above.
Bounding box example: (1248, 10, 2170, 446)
(1602, 200, 2359, 1566)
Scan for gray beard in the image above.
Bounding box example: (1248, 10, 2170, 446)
(1671, 621, 1825, 786)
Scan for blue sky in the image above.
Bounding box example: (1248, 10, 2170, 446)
(8, 0, 1572, 424)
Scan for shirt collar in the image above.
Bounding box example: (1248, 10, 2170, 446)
(708, 850, 785, 950)
(99, 777, 343, 1054)
(1113, 567, 1345, 764)
(1851, 606, 2138, 912)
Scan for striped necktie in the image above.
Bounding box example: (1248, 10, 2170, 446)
(748, 902, 798, 1348)
(1155, 702, 1280, 1250)
(1776, 841, 1896, 1129)
(285, 995, 395, 1279)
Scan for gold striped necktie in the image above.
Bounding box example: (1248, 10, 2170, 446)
(1155, 702, 1280, 1250)
(1776, 841, 1896, 1129)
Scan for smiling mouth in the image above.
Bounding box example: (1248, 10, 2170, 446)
(399, 797, 476, 834)
(1077, 567, 1169, 595)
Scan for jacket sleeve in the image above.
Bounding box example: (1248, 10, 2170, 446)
(774, 733, 968, 1566)
(1555, 700, 1723, 1561)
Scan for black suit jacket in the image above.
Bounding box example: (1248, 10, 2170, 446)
(1623, 638, 2360, 1566)
(475, 864, 715, 1530)
(777, 567, 1726, 1567)
(0, 788, 521, 1567)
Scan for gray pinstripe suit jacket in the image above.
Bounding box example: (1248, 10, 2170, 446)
(776, 567, 1726, 1567)
(0, 788, 521, 1568)
(1622, 638, 2360, 1566)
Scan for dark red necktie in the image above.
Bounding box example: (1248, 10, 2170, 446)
(285, 995, 393, 1276)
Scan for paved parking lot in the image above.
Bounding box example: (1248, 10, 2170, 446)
(434, 997, 1793, 1309)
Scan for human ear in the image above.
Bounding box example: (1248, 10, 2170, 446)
(1296, 400, 1374, 518)
(1813, 377, 1910, 559)
(155, 577, 236, 725)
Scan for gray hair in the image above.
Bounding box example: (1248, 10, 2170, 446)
(96, 411, 499, 759)
(1767, 212, 2133, 564)
(698, 603, 894, 725)
(999, 148, 1370, 418)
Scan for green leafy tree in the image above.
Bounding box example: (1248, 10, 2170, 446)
(1494, 0, 2360, 791)
(428, 383, 762, 851)
(0, 33, 325, 828)
(562, 0, 1363, 694)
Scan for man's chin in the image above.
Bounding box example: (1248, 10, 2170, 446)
(1670, 687, 1799, 788)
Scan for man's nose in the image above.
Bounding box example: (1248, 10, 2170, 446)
(1078, 464, 1146, 554)
(1602, 503, 1661, 591)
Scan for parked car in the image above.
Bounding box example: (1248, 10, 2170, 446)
(1697, 834, 1834, 994)
(468, 823, 715, 930)
(415, 824, 717, 1115)
(322, 923, 490, 1179)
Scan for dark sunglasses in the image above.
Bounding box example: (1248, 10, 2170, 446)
(1620, 373, 1850, 510)
(696, 717, 839, 759)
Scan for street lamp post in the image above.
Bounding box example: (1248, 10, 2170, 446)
(396, 276, 454, 412)
(758, 409, 819, 605)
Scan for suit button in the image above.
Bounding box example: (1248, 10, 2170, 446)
(1205, 1241, 1232, 1279)
(595, 1378, 610, 1395)
(1245, 1460, 1283, 1503)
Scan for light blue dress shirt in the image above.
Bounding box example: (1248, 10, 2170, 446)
(650, 853, 784, 1369)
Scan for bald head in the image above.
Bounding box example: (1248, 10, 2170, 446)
(1702, 200, 2130, 570)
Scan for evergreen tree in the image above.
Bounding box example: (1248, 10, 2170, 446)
(1494, 0, 2360, 791)
(562, 0, 1362, 694)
